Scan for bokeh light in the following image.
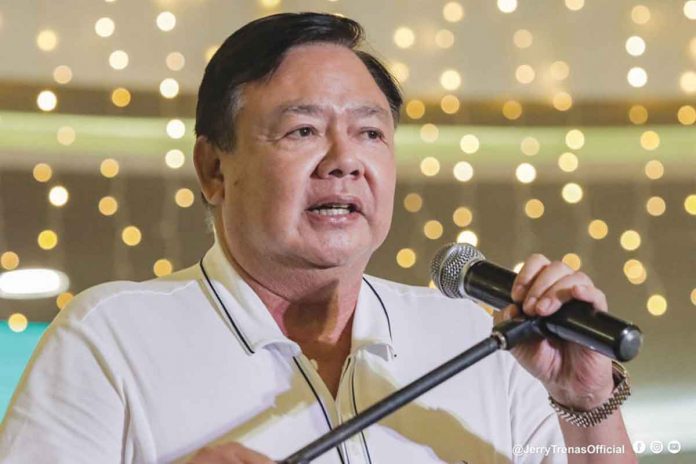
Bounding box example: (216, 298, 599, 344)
(48, 186, 69, 207)
(420, 156, 440, 176)
(121, 226, 142, 246)
(1, 252, 20, 270)
(452, 207, 473, 227)
(396, 248, 416, 268)
(423, 220, 444, 240)
(459, 134, 480, 154)
(153, 259, 174, 277)
(562, 183, 583, 203)
(647, 295, 667, 316)
(37, 90, 57, 111)
(620, 230, 641, 251)
(403, 193, 423, 213)
(588, 219, 608, 239)
(524, 199, 544, 219)
(8, 313, 28, 333)
(453, 161, 474, 182)
(156, 11, 176, 31)
(100, 158, 120, 178)
(98, 196, 119, 216)
(33, 163, 53, 182)
(37, 230, 58, 250)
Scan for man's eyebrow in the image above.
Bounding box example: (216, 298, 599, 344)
(274, 104, 325, 118)
(349, 105, 391, 121)
(271, 103, 390, 121)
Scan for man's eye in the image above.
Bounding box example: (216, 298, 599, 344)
(290, 127, 314, 137)
(364, 129, 383, 140)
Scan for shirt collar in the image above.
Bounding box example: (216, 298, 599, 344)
(200, 237, 396, 361)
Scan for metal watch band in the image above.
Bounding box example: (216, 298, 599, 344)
(548, 360, 631, 428)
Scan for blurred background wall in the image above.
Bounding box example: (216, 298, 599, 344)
(0, 0, 695, 462)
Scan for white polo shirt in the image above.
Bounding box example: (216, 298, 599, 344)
(0, 240, 566, 463)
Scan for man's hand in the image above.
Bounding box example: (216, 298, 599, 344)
(504, 254, 614, 411)
(188, 442, 276, 464)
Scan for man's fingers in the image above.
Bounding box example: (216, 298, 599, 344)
(520, 261, 576, 315)
(512, 253, 550, 302)
(189, 442, 275, 464)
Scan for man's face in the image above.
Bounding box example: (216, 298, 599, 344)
(218, 43, 396, 272)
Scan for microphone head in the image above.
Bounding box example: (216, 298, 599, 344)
(430, 243, 485, 298)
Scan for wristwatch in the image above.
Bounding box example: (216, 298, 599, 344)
(548, 360, 631, 428)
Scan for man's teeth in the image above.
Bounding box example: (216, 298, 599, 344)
(312, 204, 353, 216)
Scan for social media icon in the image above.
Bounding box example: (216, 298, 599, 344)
(650, 440, 664, 454)
(632, 440, 646, 454)
(667, 440, 681, 454)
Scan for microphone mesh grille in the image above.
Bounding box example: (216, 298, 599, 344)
(430, 243, 485, 298)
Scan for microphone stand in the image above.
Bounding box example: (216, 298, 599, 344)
(279, 316, 544, 464)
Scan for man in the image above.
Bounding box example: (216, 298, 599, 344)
(0, 13, 635, 464)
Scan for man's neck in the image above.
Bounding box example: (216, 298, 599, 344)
(215, 232, 363, 346)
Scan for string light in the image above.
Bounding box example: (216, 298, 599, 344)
(423, 220, 443, 239)
(159, 78, 180, 98)
(166, 119, 186, 139)
(627, 67, 648, 87)
(677, 105, 696, 124)
(457, 230, 478, 246)
(515, 64, 535, 84)
(440, 95, 460, 114)
(48, 186, 69, 207)
(175, 188, 195, 208)
(562, 183, 583, 203)
(389, 61, 409, 83)
(37, 90, 57, 112)
(100, 159, 120, 178)
(628, 105, 648, 124)
(443, 2, 465, 22)
(565, 129, 585, 150)
(121, 226, 142, 246)
(38, 230, 58, 250)
(524, 199, 544, 219)
(515, 163, 536, 183)
(502, 100, 523, 120)
(640, 130, 660, 150)
(165, 149, 185, 169)
(625, 36, 646, 56)
(646, 196, 666, 216)
(396, 248, 416, 268)
(403, 193, 423, 212)
(644, 160, 664, 179)
(684, 194, 696, 215)
(453, 161, 474, 182)
(204, 45, 219, 63)
(497, 0, 517, 14)
(440, 69, 462, 90)
(8, 313, 28, 333)
(1, 252, 20, 270)
(95, 17, 115, 37)
(459, 134, 480, 154)
(33, 163, 53, 182)
(56, 292, 74, 310)
(647, 295, 667, 316)
(562, 253, 582, 270)
(520, 137, 540, 156)
(588, 219, 608, 239)
(452, 207, 473, 227)
(680, 71, 696, 93)
(552, 92, 573, 111)
(435, 29, 455, 49)
(631, 5, 651, 24)
(109, 50, 129, 70)
(405, 100, 425, 119)
(36, 30, 58, 51)
(98, 196, 119, 216)
(166, 52, 186, 71)
(565, 0, 584, 11)
(52, 65, 72, 84)
(624, 259, 647, 284)
(156, 11, 176, 31)
(513, 29, 533, 49)
(153, 259, 173, 277)
(57, 126, 76, 145)
(111, 88, 131, 107)
(420, 156, 440, 176)
(558, 152, 578, 172)
(550, 61, 570, 81)
(420, 124, 439, 143)
(620, 230, 641, 251)
(684, 1, 696, 20)
(393, 27, 415, 48)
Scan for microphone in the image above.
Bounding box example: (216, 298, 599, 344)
(431, 243, 643, 362)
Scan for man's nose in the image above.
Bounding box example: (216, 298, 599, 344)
(314, 133, 364, 179)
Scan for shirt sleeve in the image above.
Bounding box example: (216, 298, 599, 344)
(0, 316, 125, 464)
(506, 352, 568, 464)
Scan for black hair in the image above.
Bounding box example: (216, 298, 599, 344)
(194, 12, 403, 151)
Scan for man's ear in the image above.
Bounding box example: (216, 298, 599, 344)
(193, 136, 225, 206)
